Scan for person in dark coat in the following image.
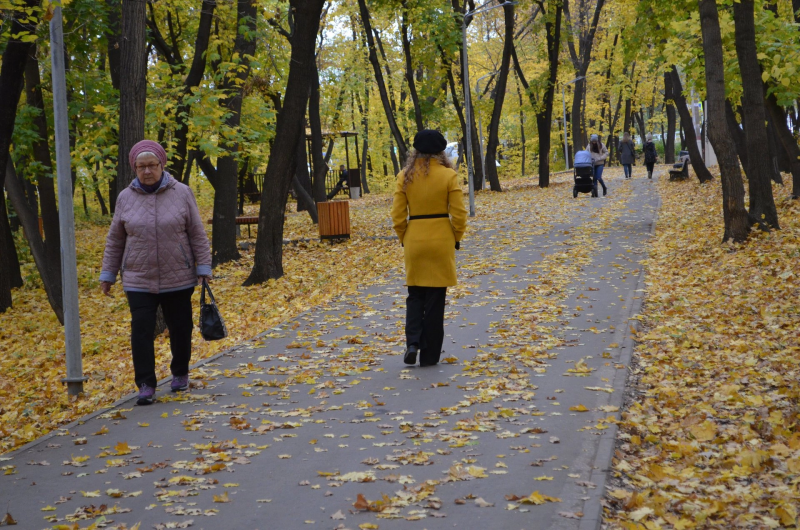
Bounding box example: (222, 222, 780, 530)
(643, 133, 658, 179)
(327, 165, 349, 200)
(618, 132, 636, 179)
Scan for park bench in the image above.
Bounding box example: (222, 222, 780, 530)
(206, 216, 259, 238)
(669, 153, 690, 181)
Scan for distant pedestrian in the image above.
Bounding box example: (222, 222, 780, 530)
(391, 130, 468, 367)
(586, 134, 609, 196)
(99, 140, 212, 405)
(327, 164, 349, 200)
(643, 133, 658, 179)
(618, 132, 636, 179)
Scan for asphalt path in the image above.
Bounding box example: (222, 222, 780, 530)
(0, 169, 660, 530)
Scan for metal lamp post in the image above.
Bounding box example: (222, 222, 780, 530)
(50, 4, 86, 395)
(462, 1, 516, 217)
(562, 76, 584, 170)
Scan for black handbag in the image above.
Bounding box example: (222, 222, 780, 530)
(199, 279, 228, 341)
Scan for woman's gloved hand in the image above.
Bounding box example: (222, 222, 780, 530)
(455, 241, 461, 250)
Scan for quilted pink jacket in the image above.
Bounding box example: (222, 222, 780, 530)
(100, 173, 212, 293)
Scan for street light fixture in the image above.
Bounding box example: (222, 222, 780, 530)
(462, 1, 517, 217)
(562, 76, 584, 170)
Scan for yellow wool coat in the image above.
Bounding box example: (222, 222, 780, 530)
(391, 159, 468, 287)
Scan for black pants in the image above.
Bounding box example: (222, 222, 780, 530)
(406, 286, 447, 365)
(126, 287, 194, 389)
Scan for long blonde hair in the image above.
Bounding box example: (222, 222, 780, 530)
(401, 149, 453, 189)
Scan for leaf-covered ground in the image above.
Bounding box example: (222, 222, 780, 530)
(1, 167, 659, 529)
(603, 175, 800, 529)
(0, 182, 405, 453)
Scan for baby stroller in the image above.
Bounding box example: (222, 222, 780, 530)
(573, 150, 597, 198)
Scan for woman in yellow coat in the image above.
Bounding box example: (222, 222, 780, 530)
(391, 130, 467, 367)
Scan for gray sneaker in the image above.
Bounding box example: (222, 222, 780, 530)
(171, 374, 189, 392)
(137, 384, 155, 405)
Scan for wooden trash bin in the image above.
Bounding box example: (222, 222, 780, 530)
(318, 200, 350, 240)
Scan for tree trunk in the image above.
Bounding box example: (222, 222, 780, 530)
(164, 0, 216, 182)
(209, 0, 257, 266)
(309, 64, 328, 203)
(732, 0, 779, 229)
(623, 98, 632, 136)
(633, 110, 646, 142)
(360, 86, 371, 194)
(245, 0, 325, 285)
(698, 0, 752, 243)
(357, 0, 407, 162)
(768, 113, 790, 174)
(516, 75, 526, 176)
(2, 205, 22, 288)
(765, 90, 800, 198)
(117, 0, 148, 194)
(92, 173, 109, 215)
(0, 0, 38, 313)
(0, 198, 14, 313)
(24, 52, 65, 321)
(563, 0, 606, 155)
(4, 159, 65, 322)
(668, 66, 714, 183)
(106, 0, 122, 213)
(389, 140, 400, 175)
(537, 2, 561, 187)
(679, 121, 686, 150)
(664, 71, 676, 164)
(295, 126, 315, 215)
(483, 1, 514, 192)
(725, 101, 748, 169)
(401, 1, 424, 132)
(293, 175, 318, 223)
(442, 43, 484, 187)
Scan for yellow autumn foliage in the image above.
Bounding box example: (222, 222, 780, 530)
(0, 190, 403, 453)
(604, 174, 800, 528)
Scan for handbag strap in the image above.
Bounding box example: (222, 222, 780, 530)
(202, 278, 217, 305)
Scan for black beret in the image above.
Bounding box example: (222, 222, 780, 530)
(413, 129, 447, 154)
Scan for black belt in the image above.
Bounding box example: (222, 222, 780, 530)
(408, 213, 449, 220)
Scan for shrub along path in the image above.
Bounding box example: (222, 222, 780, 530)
(0, 169, 660, 529)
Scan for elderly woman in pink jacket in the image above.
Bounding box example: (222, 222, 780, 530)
(100, 140, 211, 405)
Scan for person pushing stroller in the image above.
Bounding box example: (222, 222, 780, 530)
(586, 134, 609, 196)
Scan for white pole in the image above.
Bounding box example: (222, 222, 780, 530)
(462, 17, 475, 217)
(50, 5, 85, 395)
(562, 84, 569, 169)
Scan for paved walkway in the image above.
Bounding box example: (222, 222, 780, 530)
(1, 171, 660, 530)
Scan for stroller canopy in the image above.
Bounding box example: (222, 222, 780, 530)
(574, 150, 593, 167)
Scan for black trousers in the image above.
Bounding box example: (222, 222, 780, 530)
(406, 286, 447, 365)
(126, 287, 194, 389)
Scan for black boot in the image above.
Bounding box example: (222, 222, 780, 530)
(403, 344, 419, 365)
(603, 186, 608, 196)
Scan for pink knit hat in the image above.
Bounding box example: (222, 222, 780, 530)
(128, 140, 167, 171)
